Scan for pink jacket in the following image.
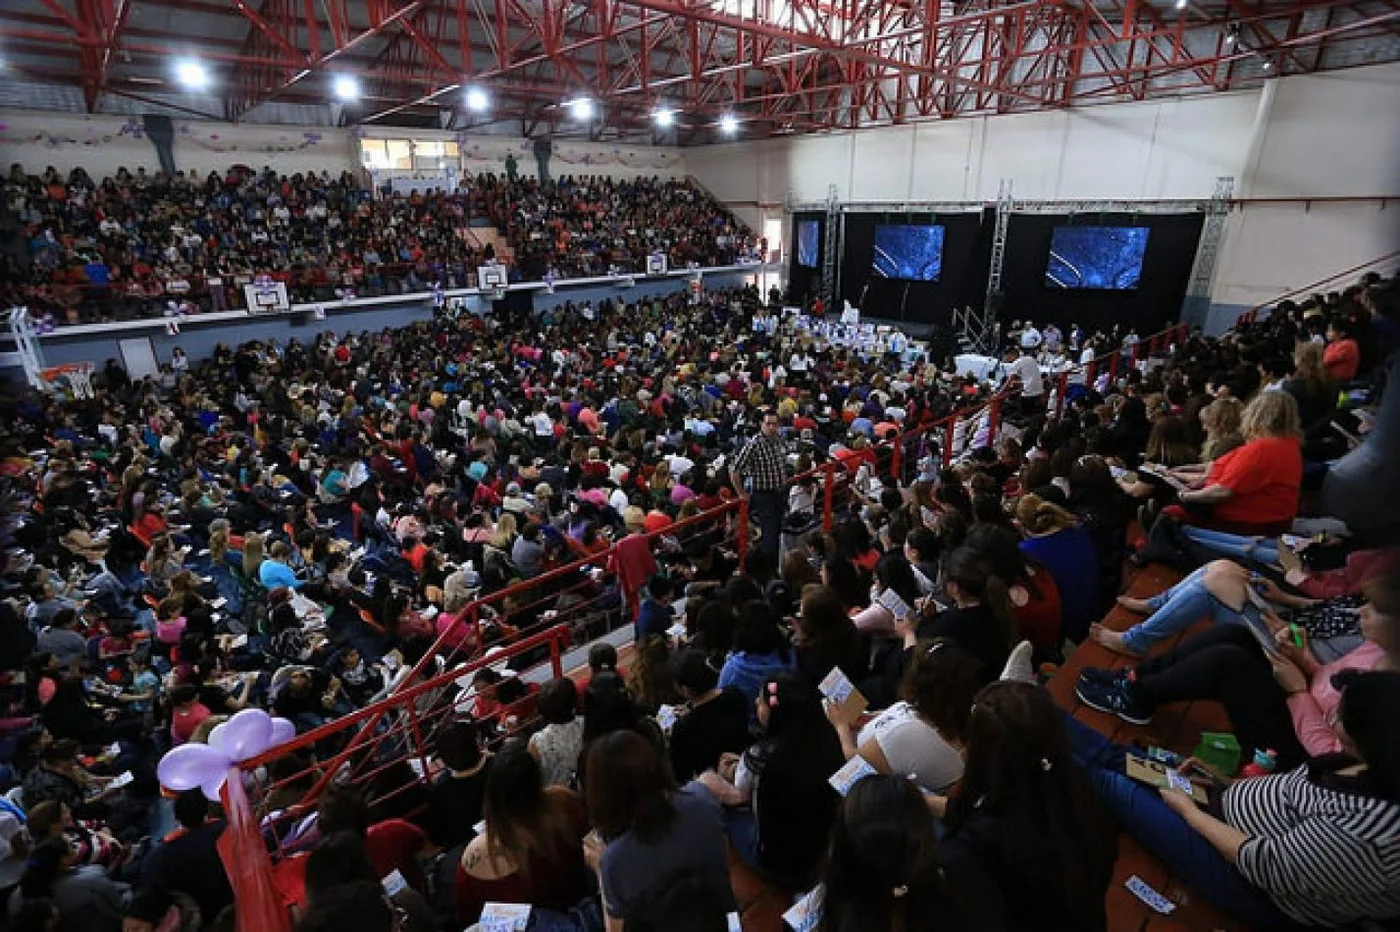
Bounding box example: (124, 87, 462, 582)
(1288, 641, 1385, 756)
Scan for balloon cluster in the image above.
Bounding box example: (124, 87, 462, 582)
(157, 708, 297, 801)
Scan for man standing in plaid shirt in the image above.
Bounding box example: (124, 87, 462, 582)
(730, 410, 788, 557)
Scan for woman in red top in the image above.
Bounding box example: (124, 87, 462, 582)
(1322, 318, 1361, 383)
(454, 743, 591, 925)
(1174, 391, 1303, 535)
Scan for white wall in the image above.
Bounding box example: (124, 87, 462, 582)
(1211, 65, 1400, 307)
(359, 126, 687, 181)
(0, 111, 687, 183)
(687, 62, 1400, 309)
(0, 111, 361, 178)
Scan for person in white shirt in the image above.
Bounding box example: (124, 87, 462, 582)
(1000, 346, 1044, 411)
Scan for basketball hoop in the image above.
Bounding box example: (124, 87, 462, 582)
(39, 363, 96, 400)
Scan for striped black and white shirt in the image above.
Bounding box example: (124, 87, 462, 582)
(1223, 764, 1400, 926)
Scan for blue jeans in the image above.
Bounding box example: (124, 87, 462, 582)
(1064, 715, 1301, 929)
(1180, 528, 1280, 566)
(1123, 566, 1260, 654)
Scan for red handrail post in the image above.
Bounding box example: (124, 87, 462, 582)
(987, 397, 1001, 447)
(1109, 351, 1120, 383)
(890, 429, 903, 481)
(549, 632, 563, 679)
(1055, 372, 1069, 419)
(1085, 357, 1097, 388)
(736, 497, 750, 571)
(941, 418, 956, 467)
(821, 462, 835, 533)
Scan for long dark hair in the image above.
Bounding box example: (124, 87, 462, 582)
(733, 600, 791, 662)
(586, 729, 676, 844)
(1324, 670, 1400, 803)
(947, 683, 1116, 923)
(873, 553, 920, 609)
(818, 776, 967, 932)
(746, 672, 845, 890)
(482, 741, 576, 880)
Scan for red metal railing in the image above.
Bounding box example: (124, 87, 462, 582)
(239, 622, 570, 846)
(238, 317, 1193, 817)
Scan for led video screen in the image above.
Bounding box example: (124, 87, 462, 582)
(1045, 225, 1150, 290)
(872, 224, 945, 282)
(796, 220, 820, 268)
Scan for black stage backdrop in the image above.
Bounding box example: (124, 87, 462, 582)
(838, 210, 990, 338)
(999, 212, 1204, 336)
(787, 211, 825, 304)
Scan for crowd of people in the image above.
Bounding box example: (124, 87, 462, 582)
(0, 163, 758, 327)
(0, 184, 1397, 932)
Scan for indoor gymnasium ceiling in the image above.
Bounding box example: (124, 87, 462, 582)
(1, 0, 1398, 141)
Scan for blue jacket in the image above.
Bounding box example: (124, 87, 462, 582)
(719, 650, 796, 709)
(635, 597, 674, 641)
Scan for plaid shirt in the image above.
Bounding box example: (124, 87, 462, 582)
(732, 431, 788, 492)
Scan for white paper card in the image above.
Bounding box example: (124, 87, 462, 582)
(381, 870, 407, 897)
(108, 771, 134, 789)
(726, 912, 742, 932)
(473, 819, 487, 836)
(876, 588, 911, 621)
(479, 902, 532, 931)
(230, 634, 248, 649)
(1165, 770, 1194, 795)
(1124, 875, 1176, 914)
(656, 704, 681, 733)
(817, 668, 855, 705)
(783, 886, 823, 932)
(211, 597, 227, 609)
(828, 756, 877, 796)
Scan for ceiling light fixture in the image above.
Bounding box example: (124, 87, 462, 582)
(569, 97, 595, 120)
(719, 113, 739, 134)
(175, 59, 209, 90)
(333, 75, 360, 101)
(465, 87, 490, 112)
(653, 108, 674, 128)
(1175, 0, 1187, 10)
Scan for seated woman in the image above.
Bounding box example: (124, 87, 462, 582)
(963, 525, 1063, 661)
(938, 683, 1117, 932)
(1168, 391, 1303, 536)
(818, 775, 972, 932)
(585, 730, 736, 928)
(1015, 495, 1100, 644)
(851, 553, 923, 636)
(696, 672, 845, 892)
(1077, 569, 1399, 769)
(1068, 670, 1400, 928)
(454, 741, 590, 926)
(828, 637, 977, 796)
(1089, 559, 1310, 656)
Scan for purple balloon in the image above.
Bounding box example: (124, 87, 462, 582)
(269, 717, 297, 747)
(201, 771, 229, 803)
(157, 743, 230, 792)
(212, 709, 274, 762)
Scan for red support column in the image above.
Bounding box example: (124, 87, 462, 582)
(1055, 372, 1069, 418)
(1109, 351, 1120, 383)
(822, 463, 836, 533)
(1086, 357, 1098, 388)
(890, 429, 903, 481)
(942, 418, 956, 467)
(987, 397, 1002, 447)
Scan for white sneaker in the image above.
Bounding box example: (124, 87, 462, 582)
(1000, 640, 1036, 685)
